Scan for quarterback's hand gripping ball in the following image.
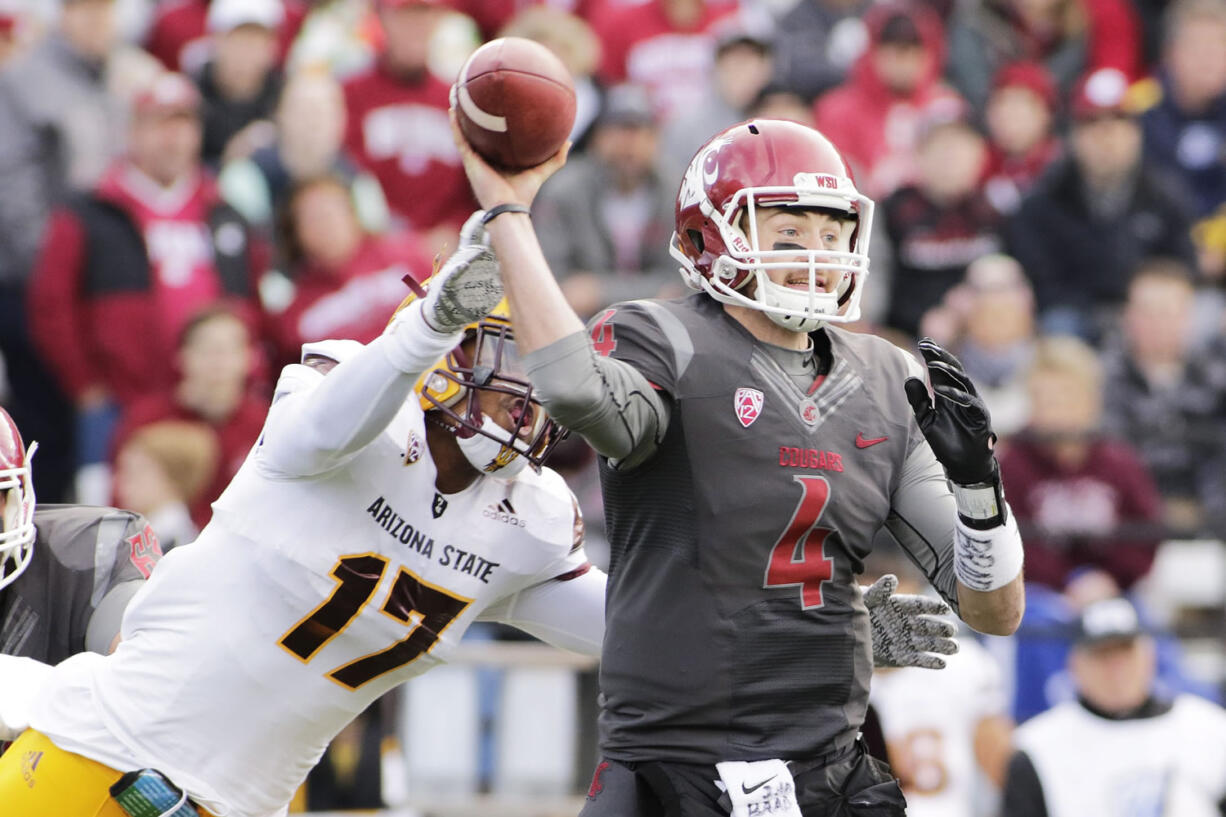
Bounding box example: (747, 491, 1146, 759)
(864, 574, 958, 670)
(904, 338, 999, 486)
(451, 37, 577, 171)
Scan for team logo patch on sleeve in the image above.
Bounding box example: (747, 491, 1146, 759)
(734, 387, 765, 427)
(127, 524, 162, 579)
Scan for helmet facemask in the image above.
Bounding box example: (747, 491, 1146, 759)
(421, 320, 566, 476)
(672, 172, 875, 333)
(0, 441, 36, 592)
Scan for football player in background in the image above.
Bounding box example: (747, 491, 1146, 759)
(0, 407, 162, 745)
(452, 113, 1025, 815)
(868, 551, 1014, 817)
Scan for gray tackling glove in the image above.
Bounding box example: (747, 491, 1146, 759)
(421, 221, 502, 334)
(865, 574, 959, 670)
(459, 209, 492, 248)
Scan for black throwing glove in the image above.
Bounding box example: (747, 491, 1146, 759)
(903, 338, 998, 486)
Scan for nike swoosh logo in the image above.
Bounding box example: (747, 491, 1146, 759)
(855, 433, 889, 448)
(742, 774, 777, 795)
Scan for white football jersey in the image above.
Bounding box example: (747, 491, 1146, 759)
(870, 637, 1007, 817)
(30, 333, 588, 817)
(1015, 694, 1226, 817)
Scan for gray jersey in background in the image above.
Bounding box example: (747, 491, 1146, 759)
(0, 505, 160, 663)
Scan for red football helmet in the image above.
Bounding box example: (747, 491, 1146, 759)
(670, 119, 875, 332)
(0, 408, 36, 592)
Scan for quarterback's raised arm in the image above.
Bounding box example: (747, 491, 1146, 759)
(259, 257, 503, 477)
(447, 109, 668, 466)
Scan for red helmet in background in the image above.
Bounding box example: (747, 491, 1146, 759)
(670, 119, 875, 332)
(0, 408, 35, 592)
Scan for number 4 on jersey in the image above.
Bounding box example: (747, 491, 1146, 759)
(764, 475, 835, 609)
(590, 308, 618, 357)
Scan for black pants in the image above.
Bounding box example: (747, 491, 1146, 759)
(579, 742, 906, 817)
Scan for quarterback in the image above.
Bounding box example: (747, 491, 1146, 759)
(451, 113, 1026, 816)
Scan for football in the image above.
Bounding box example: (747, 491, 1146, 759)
(452, 37, 577, 171)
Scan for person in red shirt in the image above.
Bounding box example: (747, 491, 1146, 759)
(267, 175, 433, 368)
(342, 0, 477, 254)
(27, 72, 265, 499)
(998, 336, 1164, 599)
(588, 0, 739, 125)
(813, 3, 961, 198)
(112, 305, 268, 531)
(146, 0, 307, 75)
(982, 62, 1063, 215)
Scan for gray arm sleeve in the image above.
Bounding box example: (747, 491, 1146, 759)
(476, 567, 606, 656)
(524, 331, 670, 471)
(882, 442, 961, 613)
(84, 579, 143, 654)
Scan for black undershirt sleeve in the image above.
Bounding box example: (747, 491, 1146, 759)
(1002, 750, 1048, 817)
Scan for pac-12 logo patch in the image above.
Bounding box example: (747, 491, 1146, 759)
(734, 388, 765, 427)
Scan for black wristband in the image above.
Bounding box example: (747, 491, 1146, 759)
(481, 203, 531, 225)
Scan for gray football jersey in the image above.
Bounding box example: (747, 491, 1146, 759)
(0, 505, 160, 663)
(595, 295, 951, 764)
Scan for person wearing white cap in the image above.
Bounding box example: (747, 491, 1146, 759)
(195, 0, 285, 166)
(1003, 596, 1226, 817)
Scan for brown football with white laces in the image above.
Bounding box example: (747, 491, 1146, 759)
(452, 37, 576, 171)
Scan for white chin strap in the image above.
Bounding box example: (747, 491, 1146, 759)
(457, 415, 530, 478)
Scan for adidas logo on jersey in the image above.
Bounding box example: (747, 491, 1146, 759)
(483, 499, 526, 528)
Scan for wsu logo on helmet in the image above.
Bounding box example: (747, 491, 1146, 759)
(734, 387, 765, 427)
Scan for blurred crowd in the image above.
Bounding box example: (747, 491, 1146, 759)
(0, 0, 1224, 811)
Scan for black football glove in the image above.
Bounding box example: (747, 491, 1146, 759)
(903, 338, 998, 486)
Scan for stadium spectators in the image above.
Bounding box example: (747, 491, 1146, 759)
(881, 100, 1002, 336)
(588, 0, 739, 125)
(814, 3, 959, 198)
(1006, 68, 1198, 340)
(982, 62, 1062, 215)
(219, 69, 389, 239)
(28, 72, 264, 501)
(1100, 260, 1226, 537)
(113, 419, 219, 550)
(265, 175, 433, 367)
(658, 23, 776, 189)
(771, 0, 871, 102)
(532, 85, 678, 319)
(0, 0, 132, 503)
(1138, 0, 1226, 219)
(999, 336, 1164, 595)
(342, 0, 477, 253)
(945, 0, 1141, 114)
(925, 254, 1037, 438)
(194, 0, 286, 168)
(110, 305, 267, 531)
(145, 0, 306, 75)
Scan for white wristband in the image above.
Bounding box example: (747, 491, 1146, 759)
(954, 510, 1024, 592)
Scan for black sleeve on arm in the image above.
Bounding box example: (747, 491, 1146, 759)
(1002, 750, 1048, 817)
